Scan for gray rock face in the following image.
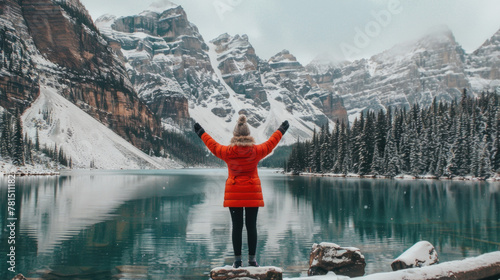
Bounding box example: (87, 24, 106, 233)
(211, 33, 267, 109)
(308, 242, 366, 277)
(96, 6, 227, 127)
(467, 28, 500, 92)
(314, 27, 471, 119)
(210, 34, 348, 131)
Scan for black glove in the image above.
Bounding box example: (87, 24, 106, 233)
(278, 120, 289, 135)
(194, 122, 205, 138)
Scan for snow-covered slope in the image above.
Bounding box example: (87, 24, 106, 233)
(466, 27, 500, 92)
(22, 82, 179, 169)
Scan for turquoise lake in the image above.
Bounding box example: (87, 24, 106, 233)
(0, 169, 499, 279)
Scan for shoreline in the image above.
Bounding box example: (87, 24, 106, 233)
(286, 171, 500, 182)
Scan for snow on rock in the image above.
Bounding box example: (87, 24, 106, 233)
(22, 83, 179, 169)
(355, 251, 500, 280)
(285, 272, 350, 280)
(391, 241, 439, 271)
(210, 266, 283, 280)
(308, 243, 365, 277)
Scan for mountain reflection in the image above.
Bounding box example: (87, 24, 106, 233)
(0, 170, 498, 279)
(284, 177, 500, 254)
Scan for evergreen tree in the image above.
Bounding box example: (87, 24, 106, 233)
(371, 144, 384, 175)
(359, 112, 375, 175)
(12, 110, 25, 166)
(35, 128, 40, 150)
(478, 139, 492, 178)
(375, 109, 387, 155)
(383, 130, 399, 177)
(334, 121, 348, 174)
(284, 91, 498, 178)
(350, 114, 364, 173)
(492, 111, 500, 172)
(0, 111, 12, 158)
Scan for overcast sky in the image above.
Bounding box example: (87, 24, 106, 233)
(80, 0, 500, 64)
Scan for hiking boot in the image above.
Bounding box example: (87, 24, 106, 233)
(248, 260, 259, 267)
(233, 260, 242, 268)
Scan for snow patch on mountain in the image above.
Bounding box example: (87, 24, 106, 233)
(22, 82, 179, 169)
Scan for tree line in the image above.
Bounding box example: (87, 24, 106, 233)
(0, 109, 72, 168)
(286, 90, 500, 178)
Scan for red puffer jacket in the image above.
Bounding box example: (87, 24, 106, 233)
(201, 130, 283, 207)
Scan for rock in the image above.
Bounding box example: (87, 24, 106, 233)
(308, 242, 366, 277)
(11, 274, 27, 280)
(391, 241, 439, 271)
(358, 251, 500, 280)
(210, 266, 283, 280)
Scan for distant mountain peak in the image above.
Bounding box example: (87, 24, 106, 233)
(374, 25, 461, 63)
(146, 0, 179, 13)
(478, 26, 500, 48)
(270, 49, 299, 63)
(306, 53, 349, 75)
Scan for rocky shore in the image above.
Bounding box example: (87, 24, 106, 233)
(288, 171, 500, 182)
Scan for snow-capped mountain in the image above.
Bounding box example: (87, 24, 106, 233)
(0, 0, 176, 169)
(313, 26, 471, 121)
(467, 28, 500, 92)
(2, 0, 500, 169)
(95, 6, 232, 131)
(96, 6, 348, 145)
(209, 34, 348, 143)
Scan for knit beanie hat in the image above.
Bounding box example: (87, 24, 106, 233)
(233, 115, 250, 137)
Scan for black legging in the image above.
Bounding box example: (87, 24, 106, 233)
(229, 207, 259, 256)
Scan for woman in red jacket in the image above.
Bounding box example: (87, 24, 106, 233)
(194, 115, 289, 268)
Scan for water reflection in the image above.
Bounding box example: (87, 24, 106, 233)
(0, 170, 498, 279)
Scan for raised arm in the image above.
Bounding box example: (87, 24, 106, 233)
(255, 121, 289, 159)
(194, 122, 227, 160)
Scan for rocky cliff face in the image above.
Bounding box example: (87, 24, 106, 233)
(97, 7, 348, 144)
(313, 27, 471, 119)
(210, 34, 348, 132)
(210, 33, 267, 110)
(0, 0, 40, 113)
(467, 28, 500, 92)
(0, 0, 162, 151)
(96, 6, 229, 127)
